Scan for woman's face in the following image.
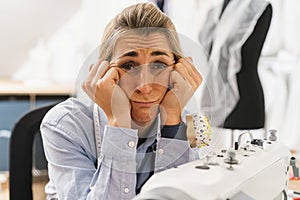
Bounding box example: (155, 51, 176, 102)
(110, 32, 175, 126)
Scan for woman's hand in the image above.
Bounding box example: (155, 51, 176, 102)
(160, 57, 202, 125)
(82, 60, 131, 128)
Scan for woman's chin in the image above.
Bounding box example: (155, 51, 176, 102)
(131, 104, 160, 126)
(132, 113, 154, 127)
(133, 115, 151, 126)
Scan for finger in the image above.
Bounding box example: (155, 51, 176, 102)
(112, 65, 128, 78)
(174, 62, 195, 88)
(84, 60, 103, 90)
(101, 67, 120, 84)
(89, 64, 94, 72)
(187, 56, 193, 63)
(183, 66, 202, 90)
(94, 61, 111, 80)
(82, 60, 110, 99)
(89, 59, 103, 78)
(174, 62, 189, 80)
(182, 57, 202, 83)
(169, 70, 194, 94)
(169, 70, 194, 108)
(181, 57, 201, 79)
(175, 64, 198, 91)
(82, 61, 100, 96)
(89, 61, 111, 94)
(86, 67, 120, 102)
(169, 70, 186, 89)
(175, 58, 202, 90)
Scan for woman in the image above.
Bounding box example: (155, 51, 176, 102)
(41, 3, 202, 199)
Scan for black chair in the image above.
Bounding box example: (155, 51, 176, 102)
(9, 103, 56, 200)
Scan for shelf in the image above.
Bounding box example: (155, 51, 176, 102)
(0, 79, 74, 96)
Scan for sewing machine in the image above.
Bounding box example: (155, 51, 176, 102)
(134, 131, 291, 200)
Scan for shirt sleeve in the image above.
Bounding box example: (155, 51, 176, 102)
(42, 119, 139, 200)
(155, 122, 195, 172)
(160, 122, 187, 141)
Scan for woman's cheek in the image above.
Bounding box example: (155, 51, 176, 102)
(118, 76, 138, 100)
(154, 69, 172, 88)
(156, 85, 168, 102)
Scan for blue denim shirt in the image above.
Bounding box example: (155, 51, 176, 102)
(41, 98, 194, 200)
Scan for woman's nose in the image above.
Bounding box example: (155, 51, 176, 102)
(136, 83, 152, 94)
(136, 67, 153, 94)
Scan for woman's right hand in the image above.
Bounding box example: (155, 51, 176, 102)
(82, 60, 131, 128)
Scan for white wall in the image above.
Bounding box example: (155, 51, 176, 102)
(2, 0, 148, 84)
(0, 0, 81, 78)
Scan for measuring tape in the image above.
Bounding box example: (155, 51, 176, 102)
(93, 103, 102, 159)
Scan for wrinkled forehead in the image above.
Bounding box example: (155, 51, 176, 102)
(112, 31, 172, 59)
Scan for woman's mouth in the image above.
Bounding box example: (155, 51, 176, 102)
(131, 100, 157, 107)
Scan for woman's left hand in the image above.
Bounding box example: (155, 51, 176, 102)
(160, 57, 202, 125)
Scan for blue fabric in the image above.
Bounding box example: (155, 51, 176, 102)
(161, 122, 187, 140)
(41, 98, 194, 200)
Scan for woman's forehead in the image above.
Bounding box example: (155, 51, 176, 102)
(112, 32, 172, 59)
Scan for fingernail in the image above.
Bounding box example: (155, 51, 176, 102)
(89, 64, 94, 72)
(187, 57, 193, 63)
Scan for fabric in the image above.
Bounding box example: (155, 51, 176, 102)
(136, 122, 187, 194)
(41, 98, 193, 200)
(150, 0, 168, 13)
(135, 139, 156, 194)
(198, 0, 269, 126)
(283, 0, 300, 55)
(258, 0, 300, 152)
(261, 0, 283, 56)
(191, 114, 212, 148)
(259, 52, 300, 152)
(160, 122, 187, 140)
(156, 0, 165, 12)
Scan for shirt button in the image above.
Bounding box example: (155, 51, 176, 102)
(158, 148, 164, 155)
(128, 141, 135, 148)
(124, 187, 130, 193)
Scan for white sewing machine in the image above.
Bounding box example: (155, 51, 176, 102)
(134, 131, 291, 200)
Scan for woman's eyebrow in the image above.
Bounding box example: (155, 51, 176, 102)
(111, 51, 138, 65)
(150, 51, 170, 57)
(121, 51, 139, 58)
(116, 50, 171, 60)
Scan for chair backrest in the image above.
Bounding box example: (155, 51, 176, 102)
(9, 103, 56, 200)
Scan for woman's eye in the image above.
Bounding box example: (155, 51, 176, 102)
(150, 62, 168, 70)
(120, 62, 137, 71)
